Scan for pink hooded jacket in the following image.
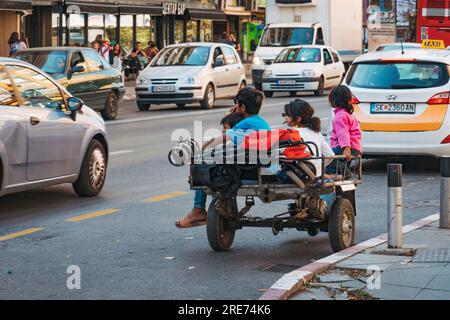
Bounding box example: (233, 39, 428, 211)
(330, 107, 362, 153)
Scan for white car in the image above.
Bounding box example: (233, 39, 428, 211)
(261, 45, 345, 97)
(345, 48, 450, 157)
(135, 43, 247, 110)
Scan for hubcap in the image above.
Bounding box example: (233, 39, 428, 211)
(207, 88, 214, 106)
(89, 148, 105, 189)
(109, 95, 117, 114)
(341, 209, 353, 246)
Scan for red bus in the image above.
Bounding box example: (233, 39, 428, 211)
(417, 0, 450, 47)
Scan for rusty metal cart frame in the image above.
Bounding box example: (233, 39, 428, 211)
(186, 140, 363, 253)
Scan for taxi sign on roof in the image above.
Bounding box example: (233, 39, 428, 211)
(422, 39, 446, 50)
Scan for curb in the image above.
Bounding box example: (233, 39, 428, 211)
(259, 213, 440, 300)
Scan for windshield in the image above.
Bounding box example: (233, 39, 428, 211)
(152, 46, 210, 66)
(14, 51, 68, 76)
(346, 62, 449, 89)
(260, 27, 314, 47)
(275, 47, 321, 63)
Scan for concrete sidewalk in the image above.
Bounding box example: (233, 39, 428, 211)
(288, 218, 450, 300)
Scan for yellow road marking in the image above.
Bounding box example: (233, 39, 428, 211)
(0, 227, 43, 241)
(144, 191, 188, 203)
(66, 209, 120, 222)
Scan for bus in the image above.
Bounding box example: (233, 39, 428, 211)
(416, 0, 450, 47)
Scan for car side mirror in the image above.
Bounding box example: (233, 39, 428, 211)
(214, 55, 225, 67)
(71, 65, 85, 74)
(68, 97, 83, 112)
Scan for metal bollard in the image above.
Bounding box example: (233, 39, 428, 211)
(388, 164, 403, 249)
(440, 157, 450, 229)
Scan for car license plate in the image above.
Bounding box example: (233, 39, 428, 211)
(151, 85, 175, 93)
(278, 79, 296, 85)
(370, 103, 416, 114)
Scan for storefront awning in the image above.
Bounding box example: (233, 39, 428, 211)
(0, 0, 32, 10)
(188, 8, 227, 21)
(119, 5, 162, 15)
(64, 1, 119, 14)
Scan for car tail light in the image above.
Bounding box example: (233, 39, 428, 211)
(350, 95, 360, 105)
(441, 135, 450, 144)
(427, 92, 450, 105)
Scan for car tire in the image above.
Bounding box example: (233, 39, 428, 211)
(73, 139, 107, 197)
(101, 91, 119, 120)
(264, 91, 273, 98)
(137, 102, 151, 111)
(200, 84, 214, 110)
(314, 77, 324, 96)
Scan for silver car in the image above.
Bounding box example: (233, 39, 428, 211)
(135, 43, 247, 110)
(0, 58, 108, 197)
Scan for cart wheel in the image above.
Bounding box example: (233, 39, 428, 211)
(328, 198, 355, 253)
(207, 199, 236, 251)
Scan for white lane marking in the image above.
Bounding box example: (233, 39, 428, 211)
(109, 98, 328, 126)
(110, 150, 135, 156)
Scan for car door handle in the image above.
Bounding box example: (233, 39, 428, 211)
(30, 117, 40, 126)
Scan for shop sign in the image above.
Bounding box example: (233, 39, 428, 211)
(162, 3, 186, 16)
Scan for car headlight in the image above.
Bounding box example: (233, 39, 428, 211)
(137, 77, 149, 85)
(263, 70, 273, 79)
(180, 76, 197, 85)
(252, 55, 262, 66)
(302, 69, 317, 77)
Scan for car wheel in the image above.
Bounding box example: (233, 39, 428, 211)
(137, 102, 151, 111)
(200, 84, 215, 109)
(264, 91, 273, 98)
(101, 91, 119, 120)
(73, 139, 107, 197)
(314, 77, 324, 96)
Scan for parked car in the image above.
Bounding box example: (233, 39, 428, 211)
(345, 48, 450, 157)
(0, 57, 109, 197)
(262, 45, 345, 97)
(135, 43, 247, 110)
(14, 47, 125, 120)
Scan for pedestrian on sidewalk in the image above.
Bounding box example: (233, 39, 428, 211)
(8, 32, 27, 57)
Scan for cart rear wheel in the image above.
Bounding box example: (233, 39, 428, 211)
(207, 199, 236, 251)
(328, 198, 355, 252)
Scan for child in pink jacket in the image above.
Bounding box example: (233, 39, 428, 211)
(329, 85, 362, 163)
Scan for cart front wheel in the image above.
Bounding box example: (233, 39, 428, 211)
(207, 199, 236, 251)
(328, 198, 355, 252)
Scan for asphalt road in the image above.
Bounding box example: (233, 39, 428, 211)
(0, 91, 441, 299)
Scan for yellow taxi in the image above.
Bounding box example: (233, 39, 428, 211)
(344, 47, 450, 157)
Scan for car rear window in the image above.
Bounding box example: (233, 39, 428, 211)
(346, 62, 449, 89)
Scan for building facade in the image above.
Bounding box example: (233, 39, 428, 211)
(0, 0, 32, 57)
(24, 0, 227, 53)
